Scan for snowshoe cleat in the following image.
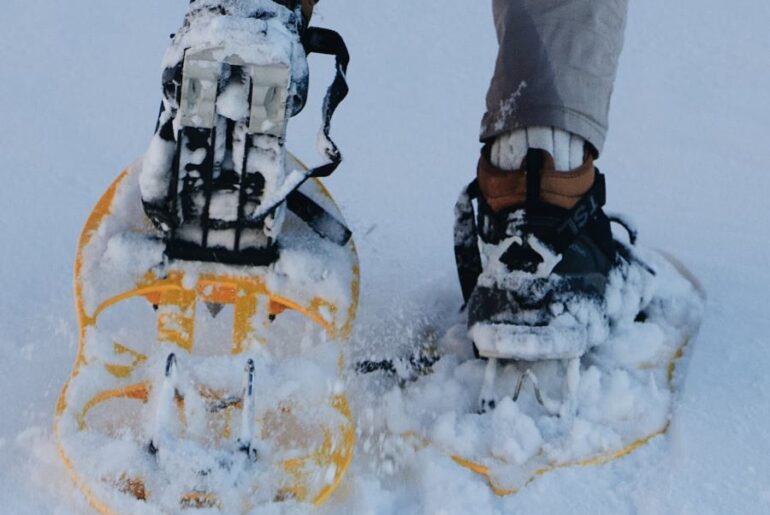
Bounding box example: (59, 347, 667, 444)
(55, 1, 358, 512)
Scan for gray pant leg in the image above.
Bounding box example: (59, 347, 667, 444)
(481, 0, 628, 154)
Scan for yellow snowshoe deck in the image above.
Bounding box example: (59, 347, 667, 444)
(55, 157, 359, 513)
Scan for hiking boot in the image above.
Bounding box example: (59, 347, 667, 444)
(455, 146, 628, 361)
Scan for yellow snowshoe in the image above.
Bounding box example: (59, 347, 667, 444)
(55, 157, 358, 513)
(56, 1, 358, 512)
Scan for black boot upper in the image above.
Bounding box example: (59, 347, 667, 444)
(455, 149, 622, 329)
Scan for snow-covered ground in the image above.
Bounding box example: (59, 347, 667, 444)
(2, 1, 770, 513)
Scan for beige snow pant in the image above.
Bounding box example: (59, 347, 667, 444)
(481, 0, 629, 154)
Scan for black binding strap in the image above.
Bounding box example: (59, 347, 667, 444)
(286, 190, 352, 246)
(301, 27, 350, 178)
(247, 27, 350, 227)
(280, 27, 353, 245)
(454, 180, 484, 303)
(453, 172, 608, 304)
(552, 173, 606, 254)
(525, 149, 543, 207)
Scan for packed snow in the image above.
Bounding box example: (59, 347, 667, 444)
(2, 0, 770, 514)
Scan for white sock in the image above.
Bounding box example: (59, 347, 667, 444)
(490, 127, 586, 171)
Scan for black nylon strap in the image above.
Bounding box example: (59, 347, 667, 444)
(525, 149, 543, 207)
(552, 172, 606, 254)
(302, 27, 349, 178)
(248, 27, 350, 225)
(286, 190, 352, 246)
(454, 180, 484, 304)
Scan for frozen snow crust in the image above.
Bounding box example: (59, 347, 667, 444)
(358, 250, 704, 494)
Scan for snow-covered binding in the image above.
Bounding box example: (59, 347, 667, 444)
(425, 172, 707, 493)
(55, 2, 358, 513)
(141, 0, 350, 265)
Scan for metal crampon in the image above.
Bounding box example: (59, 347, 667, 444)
(478, 357, 581, 417)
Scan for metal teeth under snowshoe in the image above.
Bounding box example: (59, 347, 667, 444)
(150, 353, 181, 455)
(478, 358, 580, 417)
(149, 355, 263, 462)
(205, 302, 225, 318)
(512, 368, 561, 416)
(238, 359, 258, 462)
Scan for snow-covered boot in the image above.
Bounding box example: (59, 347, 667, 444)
(140, 0, 348, 265)
(455, 143, 628, 362)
